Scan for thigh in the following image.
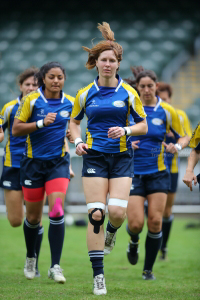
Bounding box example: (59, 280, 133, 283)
(147, 193, 167, 221)
(5, 189, 24, 218)
(48, 192, 66, 212)
(82, 177, 108, 204)
(127, 195, 145, 224)
(25, 199, 44, 221)
(109, 177, 132, 200)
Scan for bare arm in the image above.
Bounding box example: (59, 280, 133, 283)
(12, 113, 57, 137)
(183, 149, 200, 191)
(163, 135, 190, 154)
(70, 117, 88, 156)
(107, 119, 148, 139)
(0, 127, 4, 142)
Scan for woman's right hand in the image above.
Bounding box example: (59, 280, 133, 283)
(132, 140, 140, 150)
(44, 113, 57, 126)
(76, 143, 88, 156)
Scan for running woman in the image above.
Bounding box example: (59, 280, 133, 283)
(0, 68, 44, 276)
(13, 62, 74, 283)
(183, 123, 200, 190)
(125, 66, 189, 280)
(157, 82, 192, 259)
(70, 23, 147, 295)
(0, 113, 4, 141)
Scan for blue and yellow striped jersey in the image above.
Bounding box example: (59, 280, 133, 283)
(15, 87, 74, 160)
(0, 112, 3, 126)
(165, 108, 192, 173)
(71, 76, 146, 153)
(130, 98, 185, 175)
(189, 123, 200, 150)
(1, 96, 27, 168)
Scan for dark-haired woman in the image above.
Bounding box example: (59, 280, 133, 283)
(70, 23, 147, 295)
(13, 62, 74, 283)
(125, 67, 189, 280)
(0, 68, 44, 276)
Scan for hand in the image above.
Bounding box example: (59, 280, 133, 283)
(183, 169, 197, 191)
(131, 140, 140, 150)
(76, 143, 88, 156)
(44, 113, 57, 126)
(108, 127, 125, 139)
(69, 166, 75, 178)
(167, 131, 175, 138)
(66, 129, 74, 143)
(162, 142, 178, 154)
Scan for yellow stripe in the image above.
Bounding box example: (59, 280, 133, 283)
(71, 83, 94, 119)
(120, 135, 127, 152)
(157, 143, 166, 171)
(171, 153, 178, 173)
(27, 135, 32, 158)
(61, 142, 65, 157)
(86, 128, 93, 148)
(4, 111, 12, 167)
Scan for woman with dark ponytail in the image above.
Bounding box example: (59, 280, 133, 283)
(125, 66, 189, 280)
(13, 62, 74, 283)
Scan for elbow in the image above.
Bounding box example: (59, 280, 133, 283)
(12, 127, 19, 137)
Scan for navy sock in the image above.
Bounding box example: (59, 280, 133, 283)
(161, 215, 174, 250)
(35, 225, 44, 270)
(126, 224, 139, 243)
(23, 218, 40, 258)
(144, 230, 162, 271)
(106, 220, 121, 233)
(48, 216, 65, 268)
(89, 250, 104, 277)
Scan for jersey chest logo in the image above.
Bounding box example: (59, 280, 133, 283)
(151, 118, 163, 126)
(60, 110, 70, 118)
(112, 100, 125, 108)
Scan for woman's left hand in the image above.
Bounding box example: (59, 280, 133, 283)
(162, 142, 178, 154)
(108, 127, 125, 139)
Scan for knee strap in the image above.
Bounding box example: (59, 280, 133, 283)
(88, 208, 105, 234)
(108, 198, 128, 208)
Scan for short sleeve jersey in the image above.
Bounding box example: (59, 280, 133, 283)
(0, 113, 3, 126)
(71, 76, 146, 153)
(165, 108, 192, 173)
(15, 87, 74, 160)
(189, 123, 200, 150)
(130, 97, 185, 175)
(1, 97, 26, 168)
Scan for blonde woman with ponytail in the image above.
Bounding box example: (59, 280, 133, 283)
(70, 22, 147, 295)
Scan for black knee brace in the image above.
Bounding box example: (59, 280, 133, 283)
(88, 208, 105, 234)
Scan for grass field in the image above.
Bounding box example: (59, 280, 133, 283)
(0, 215, 200, 300)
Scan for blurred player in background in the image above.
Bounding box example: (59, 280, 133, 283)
(13, 62, 74, 283)
(157, 82, 192, 260)
(125, 66, 189, 280)
(70, 23, 147, 295)
(0, 113, 4, 141)
(0, 68, 44, 276)
(183, 123, 200, 190)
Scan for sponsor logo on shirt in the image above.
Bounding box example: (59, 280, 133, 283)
(24, 180, 32, 186)
(89, 100, 99, 107)
(151, 118, 163, 126)
(60, 110, 70, 118)
(87, 168, 96, 174)
(112, 100, 125, 108)
(3, 181, 11, 187)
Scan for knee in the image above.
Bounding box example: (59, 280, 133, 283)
(128, 219, 143, 233)
(8, 216, 23, 227)
(108, 206, 126, 223)
(26, 213, 41, 224)
(91, 209, 104, 221)
(148, 216, 162, 232)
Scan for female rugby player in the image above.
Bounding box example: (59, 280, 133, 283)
(125, 66, 189, 280)
(70, 23, 147, 295)
(13, 62, 74, 283)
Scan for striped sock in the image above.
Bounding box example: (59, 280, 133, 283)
(35, 226, 44, 270)
(161, 215, 174, 250)
(48, 216, 65, 268)
(144, 230, 162, 271)
(23, 218, 40, 258)
(89, 250, 104, 277)
(106, 220, 121, 234)
(126, 224, 140, 243)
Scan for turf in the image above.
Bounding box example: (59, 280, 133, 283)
(0, 216, 200, 300)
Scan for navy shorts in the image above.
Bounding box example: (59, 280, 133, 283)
(0, 166, 22, 191)
(169, 172, 179, 193)
(130, 170, 170, 197)
(20, 153, 70, 189)
(82, 149, 134, 179)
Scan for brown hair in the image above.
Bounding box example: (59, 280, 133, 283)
(82, 22, 123, 70)
(157, 82, 173, 98)
(17, 67, 39, 85)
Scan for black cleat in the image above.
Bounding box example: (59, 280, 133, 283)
(159, 248, 168, 261)
(127, 240, 139, 265)
(142, 270, 156, 280)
